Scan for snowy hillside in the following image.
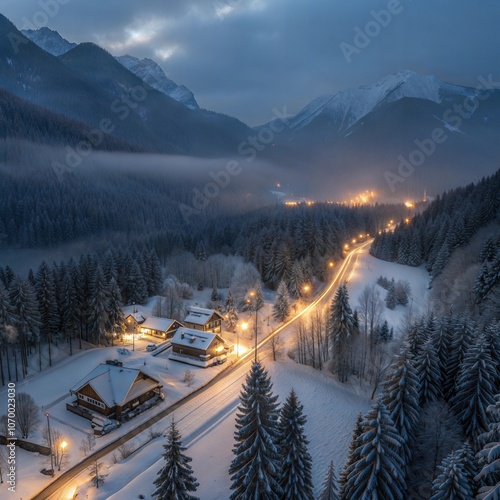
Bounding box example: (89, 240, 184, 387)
(280, 70, 478, 134)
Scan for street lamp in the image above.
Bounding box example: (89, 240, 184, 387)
(240, 322, 248, 358)
(247, 291, 259, 362)
(45, 413, 54, 476)
(58, 441, 67, 471)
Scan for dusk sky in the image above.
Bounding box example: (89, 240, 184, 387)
(2, 0, 499, 125)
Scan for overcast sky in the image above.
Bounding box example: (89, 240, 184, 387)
(2, 0, 499, 125)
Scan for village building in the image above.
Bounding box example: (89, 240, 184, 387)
(66, 363, 162, 424)
(183, 306, 224, 333)
(123, 306, 147, 335)
(169, 327, 231, 367)
(139, 317, 183, 339)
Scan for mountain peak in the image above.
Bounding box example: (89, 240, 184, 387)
(116, 54, 199, 110)
(285, 70, 478, 133)
(21, 26, 76, 56)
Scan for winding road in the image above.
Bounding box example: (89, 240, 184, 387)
(33, 239, 372, 500)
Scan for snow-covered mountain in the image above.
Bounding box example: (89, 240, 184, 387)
(116, 55, 199, 110)
(22, 27, 76, 56)
(275, 70, 478, 134)
(21, 27, 198, 110)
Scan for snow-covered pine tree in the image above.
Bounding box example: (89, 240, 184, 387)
(450, 335, 496, 449)
(35, 260, 58, 367)
(0, 281, 14, 385)
(414, 338, 442, 405)
(432, 315, 453, 381)
(482, 321, 500, 389)
(273, 280, 290, 323)
(319, 460, 339, 500)
(279, 389, 314, 499)
(9, 277, 40, 378)
(443, 316, 475, 400)
(254, 283, 265, 312)
(107, 277, 125, 344)
(385, 279, 397, 309)
(90, 265, 110, 346)
(341, 399, 406, 499)
(338, 412, 363, 496)
(430, 450, 474, 500)
(288, 260, 304, 299)
(476, 394, 500, 499)
(382, 349, 420, 466)
(153, 419, 199, 500)
(229, 361, 282, 499)
(224, 290, 238, 332)
(329, 282, 355, 383)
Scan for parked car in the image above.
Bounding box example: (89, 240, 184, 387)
(212, 357, 227, 366)
(146, 344, 157, 351)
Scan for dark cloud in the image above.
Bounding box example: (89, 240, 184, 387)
(3, 0, 499, 124)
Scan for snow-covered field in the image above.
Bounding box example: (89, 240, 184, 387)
(0, 244, 430, 499)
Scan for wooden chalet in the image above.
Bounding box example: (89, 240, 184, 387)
(140, 317, 183, 339)
(183, 306, 224, 333)
(169, 327, 229, 367)
(67, 363, 162, 421)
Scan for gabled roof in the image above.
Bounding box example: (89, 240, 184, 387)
(184, 306, 223, 326)
(70, 364, 160, 407)
(141, 316, 180, 332)
(171, 327, 225, 350)
(122, 304, 148, 323)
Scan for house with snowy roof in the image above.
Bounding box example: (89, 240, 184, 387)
(123, 304, 147, 334)
(139, 317, 183, 339)
(169, 327, 230, 367)
(183, 306, 224, 333)
(67, 363, 162, 422)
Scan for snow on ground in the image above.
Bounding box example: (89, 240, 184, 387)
(0, 245, 430, 499)
(346, 247, 430, 334)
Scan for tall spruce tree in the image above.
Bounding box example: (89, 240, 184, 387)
(153, 419, 199, 500)
(319, 460, 339, 500)
(224, 290, 238, 332)
(329, 282, 354, 383)
(476, 394, 500, 498)
(382, 349, 421, 466)
(341, 399, 406, 499)
(414, 338, 442, 405)
(229, 361, 282, 499)
(338, 412, 364, 496)
(450, 336, 496, 448)
(430, 450, 474, 500)
(279, 389, 314, 499)
(273, 280, 290, 323)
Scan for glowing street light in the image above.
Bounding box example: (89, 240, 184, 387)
(58, 441, 67, 471)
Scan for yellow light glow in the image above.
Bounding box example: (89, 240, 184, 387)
(404, 201, 414, 208)
(329, 262, 334, 267)
(241, 322, 248, 331)
(352, 239, 357, 244)
(303, 285, 310, 292)
(344, 244, 349, 249)
(61, 441, 67, 450)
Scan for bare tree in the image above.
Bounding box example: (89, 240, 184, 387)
(16, 392, 40, 439)
(183, 370, 195, 386)
(88, 458, 107, 489)
(270, 334, 284, 361)
(79, 434, 96, 457)
(357, 285, 384, 381)
(42, 425, 69, 470)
